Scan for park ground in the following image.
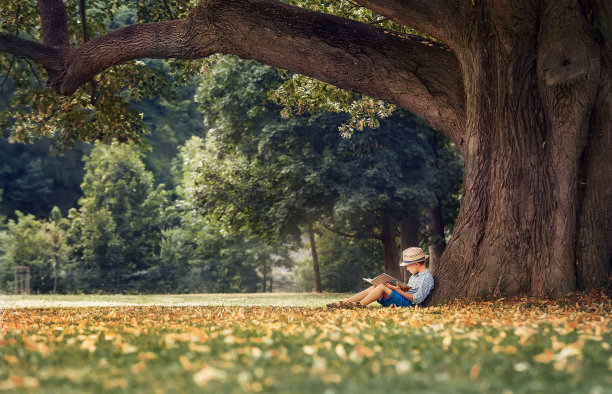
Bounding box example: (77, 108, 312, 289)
(0, 292, 610, 393)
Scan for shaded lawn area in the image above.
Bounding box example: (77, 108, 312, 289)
(0, 292, 610, 393)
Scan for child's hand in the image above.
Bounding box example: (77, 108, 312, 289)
(385, 281, 400, 291)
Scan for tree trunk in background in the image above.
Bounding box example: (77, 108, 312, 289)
(400, 215, 420, 283)
(262, 261, 267, 293)
(426, 201, 445, 273)
(380, 213, 401, 279)
(308, 223, 322, 293)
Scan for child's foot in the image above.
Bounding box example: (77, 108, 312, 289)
(339, 301, 365, 309)
(326, 301, 365, 309)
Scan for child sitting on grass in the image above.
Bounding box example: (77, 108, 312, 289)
(326, 247, 434, 309)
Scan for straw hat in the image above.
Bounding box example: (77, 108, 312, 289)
(400, 247, 428, 266)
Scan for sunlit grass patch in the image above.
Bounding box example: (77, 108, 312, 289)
(0, 293, 348, 309)
(0, 293, 610, 393)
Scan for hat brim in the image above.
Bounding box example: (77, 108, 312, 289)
(400, 256, 428, 266)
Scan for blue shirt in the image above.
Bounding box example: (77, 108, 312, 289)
(406, 269, 434, 304)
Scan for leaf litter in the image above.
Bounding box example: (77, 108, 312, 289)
(0, 291, 610, 393)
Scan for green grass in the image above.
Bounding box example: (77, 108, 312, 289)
(0, 293, 348, 309)
(0, 294, 610, 393)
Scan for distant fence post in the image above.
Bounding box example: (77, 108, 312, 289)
(14, 266, 31, 295)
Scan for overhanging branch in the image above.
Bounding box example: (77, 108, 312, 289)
(207, 0, 465, 143)
(1, 0, 466, 144)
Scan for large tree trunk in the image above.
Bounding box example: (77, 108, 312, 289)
(308, 223, 322, 293)
(426, 202, 445, 273)
(430, 0, 609, 302)
(575, 19, 612, 290)
(380, 213, 401, 279)
(400, 215, 420, 282)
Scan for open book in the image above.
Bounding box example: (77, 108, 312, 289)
(363, 273, 410, 289)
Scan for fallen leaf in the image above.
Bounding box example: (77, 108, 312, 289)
(470, 364, 481, 381)
(193, 366, 227, 387)
(534, 349, 554, 363)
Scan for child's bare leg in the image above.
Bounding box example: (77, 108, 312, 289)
(346, 286, 375, 303)
(359, 284, 392, 306)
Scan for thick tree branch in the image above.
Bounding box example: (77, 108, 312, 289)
(58, 19, 219, 95)
(354, 0, 460, 45)
(206, 0, 465, 144)
(0, 32, 66, 79)
(1, 0, 466, 144)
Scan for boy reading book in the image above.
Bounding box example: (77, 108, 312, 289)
(327, 247, 434, 309)
(362, 273, 408, 288)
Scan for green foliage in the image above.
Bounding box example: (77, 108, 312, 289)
(134, 71, 204, 189)
(0, 136, 89, 219)
(0, 3, 189, 148)
(194, 57, 455, 247)
(270, 73, 395, 136)
(0, 210, 70, 293)
(161, 136, 293, 293)
(71, 141, 169, 292)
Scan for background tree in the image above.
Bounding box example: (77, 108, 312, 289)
(72, 141, 168, 292)
(194, 57, 461, 281)
(166, 136, 292, 292)
(0, 210, 70, 293)
(0, 137, 89, 219)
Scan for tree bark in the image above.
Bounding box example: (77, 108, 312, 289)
(262, 260, 267, 292)
(380, 213, 401, 279)
(308, 223, 322, 293)
(575, 0, 612, 290)
(426, 202, 445, 273)
(400, 215, 420, 282)
(429, 0, 606, 302)
(37, 0, 70, 47)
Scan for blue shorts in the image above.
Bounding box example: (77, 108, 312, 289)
(377, 290, 414, 308)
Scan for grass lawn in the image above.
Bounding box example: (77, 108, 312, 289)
(0, 292, 610, 393)
(0, 293, 347, 309)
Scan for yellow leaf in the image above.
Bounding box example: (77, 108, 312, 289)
(355, 345, 374, 357)
(179, 355, 194, 371)
(121, 343, 138, 354)
(105, 378, 128, 389)
(534, 349, 554, 363)
(24, 341, 50, 357)
(3, 355, 18, 364)
(470, 364, 481, 381)
(138, 352, 157, 361)
(193, 366, 227, 387)
(395, 360, 412, 374)
(188, 342, 210, 353)
(131, 362, 147, 373)
(335, 344, 347, 359)
(302, 345, 316, 355)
